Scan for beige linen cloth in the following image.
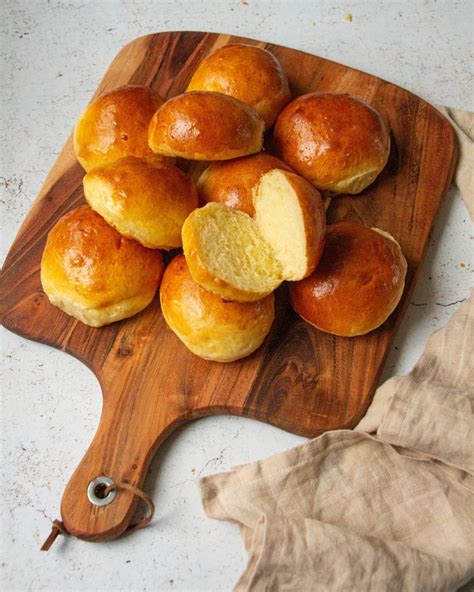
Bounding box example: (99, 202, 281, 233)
(198, 108, 474, 592)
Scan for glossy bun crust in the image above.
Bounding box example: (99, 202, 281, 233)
(160, 255, 274, 362)
(274, 93, 390, 194)
(186, 44, 291, 127)
(74, 85, 166, 171)
(289, 221, 407, 336)
(41, 205, 163, 327)
(197, 152, 292, 216)
(148, 91, 265, 160)
(83, 157, 198, 249)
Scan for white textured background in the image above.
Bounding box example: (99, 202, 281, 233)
(1, 1, 473, 591)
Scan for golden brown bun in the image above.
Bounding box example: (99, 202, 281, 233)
(83, 157, 198, 249)
(160, 255, 274, 362)
(148, 91, 265, 160)
(289, 221, 407, 336)
(182, 170, 326, 303)
(186, 44, 291, 127)
(41, 205, 163, 327)
(197, 152, 292, 216)
(274, 93, 390, 194)
(74, 85, 167, 172)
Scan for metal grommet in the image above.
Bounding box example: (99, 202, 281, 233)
(87, 476, 117, 507)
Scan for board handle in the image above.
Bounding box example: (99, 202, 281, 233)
(59, 379, 179, 542)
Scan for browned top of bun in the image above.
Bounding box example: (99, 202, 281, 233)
(74, 85, 166, 171)
(186, 44, 291, 127)
(41, 205, 163, 308)
(197, 152, 292, 216)
(83, 157, 198, 249)
(274, 93, 390, 194)
(289, 221, 407, 336)
(161, 254, 274, 336)
(148, 91, 265, 160)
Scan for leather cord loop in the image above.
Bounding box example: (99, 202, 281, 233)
(40, 481, 154, 550)
(40, 519, 68, 551)
(103, 481, 155, 531)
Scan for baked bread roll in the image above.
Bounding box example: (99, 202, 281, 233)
(41, 205, 163, 327)
(274, 92, 390, 194)
(160, 254, 274, 362)
(186, 44, 291, 127)
(74, 85, 167, 172)
(197, 152, 292, 216)
(148, 91, 264, 160)
(289, 221, 407, 336)
(182, 203, 278, 302)
(83, 157, 198, 249)
(182, 169, 326, 302)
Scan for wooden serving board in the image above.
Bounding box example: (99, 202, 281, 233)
(0, 32, 455, 542)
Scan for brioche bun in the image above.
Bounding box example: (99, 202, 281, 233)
(274, 92, 390, 194)
(253, 169, 326, 281)
(160, 255, 274, 362)
(83, 157, 198, 249)
(41, 205, 163, 327)
(289, 221, 407, 336)
(182, 203, 278, 302)
(186, 44, 291, 127)
(148, 91, 265, 160)
(74, 85, 167, 172)
(182, 169, 326, 302)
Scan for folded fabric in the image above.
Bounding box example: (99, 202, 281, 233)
(437, 106, 473, 217)
(198, 108, 474, 591)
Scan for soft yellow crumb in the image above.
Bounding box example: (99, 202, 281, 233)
(344, 13, 353, 22)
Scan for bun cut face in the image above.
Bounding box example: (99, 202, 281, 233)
(41, 205, 163, 327)
(74, 85, 167, 172)
(186, 44, 291, 127)
(253, 169, 326, 282)
(289, 221, 407, 336)
(182, 202, 279, 302)
(83, 157, 198, 249)
(160, 255, 274, 362)
(274, 92, 390, 194)
(148, 91, 265, 161)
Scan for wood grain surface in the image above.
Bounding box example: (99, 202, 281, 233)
(0, 31, 456, 542)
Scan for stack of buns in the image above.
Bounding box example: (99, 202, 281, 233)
(41, 42, 406, 363)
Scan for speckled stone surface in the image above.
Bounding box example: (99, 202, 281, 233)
(1, 1, 472, 590)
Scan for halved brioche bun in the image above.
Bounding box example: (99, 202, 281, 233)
(148, 91, 265, 160)
(253, 170, 326, 281)
(41, 205, 163, 327)
(186, 44, 291, 127)
(182, 203, 280, 302)
(289, 221, 407, 336)
(160, 254, 275, 362)
(74, 85, 167, 172)
(182, 170, 326, 302)
(274, 92, 390, 194)
(83, 157, 198, 249)
(197, 152, 292, 216)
